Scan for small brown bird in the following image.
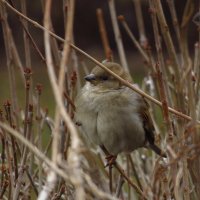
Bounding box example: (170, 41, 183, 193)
(75, 61, 166, 159)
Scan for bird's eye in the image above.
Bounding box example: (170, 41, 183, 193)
(99, 75, 108, 81)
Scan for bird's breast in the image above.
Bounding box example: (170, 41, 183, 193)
(75, 85, 146, 154)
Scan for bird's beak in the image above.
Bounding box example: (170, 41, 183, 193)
(84, 74, 96, 82)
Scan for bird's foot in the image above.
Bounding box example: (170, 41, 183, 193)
(105, 154, 117, 168)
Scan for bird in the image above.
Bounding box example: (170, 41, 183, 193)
(74, 61, 166, 162)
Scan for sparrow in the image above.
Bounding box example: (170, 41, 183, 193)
(74, 61, 166, 158)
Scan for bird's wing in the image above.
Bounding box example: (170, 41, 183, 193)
(138, 98, 166, 157)
(138, 98, 155, 145)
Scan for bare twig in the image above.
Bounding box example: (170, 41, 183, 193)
(96, 8, 113, 61)
(108, 0, 129, 72)
(152, 0, 179, 78)
(40, 1, 60, 199)
(127, 154, 143, 190)
(20, 0, 31, 69)
(4, 101, 18, 181)
(35, 84, 43, 192)
(0, 3, 20, 127)
(42, 0, 84, 199)
(194, 42, 200, 98)
(166, 0, 182, 54)
(0, 121, 70, 181)
(84, 173, 117, 200)
(149, 2, 172, 105)
(23, 68, 32, 137)
(13, 104, 33, 200)
(118, 15, 150, 64)
(25, 169, 38, 196)
(100, 145, 146, 199)
(132, 0, 148, 47)
(155, 63, 173, 140)
(115, 174, 124, 198)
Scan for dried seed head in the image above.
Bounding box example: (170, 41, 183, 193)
(24, 68, 32, 80)
(71, 71, 77, 87)
(36, 83, 43, 95)
(28, 104, 33, 112)
(117, 15, 125, 22)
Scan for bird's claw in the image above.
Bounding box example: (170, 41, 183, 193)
(105, 154, 117, 168)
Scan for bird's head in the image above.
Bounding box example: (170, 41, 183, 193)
(84, 62, 131, 90)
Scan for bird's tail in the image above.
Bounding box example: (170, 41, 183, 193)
(149, 144, 167, 158)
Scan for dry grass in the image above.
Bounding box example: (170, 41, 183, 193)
(0, 0, 200, 199)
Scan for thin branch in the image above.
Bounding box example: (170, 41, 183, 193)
(40, 1, 59, 199)
(0, 3, 20, 127)
(118, 15, 150, 64)
(20, 0, 31, 69)
(115, 174, 124, 198)
(100, 145, 146, 199)
(0, 121, 69, 182)
(166, 0, 182, 54)
(108, 0, 129, 72)
(127, 154, 143, 191)
(149, 2, 172, 105)
(152, 0, 179, 78)
(96, 8, 113, 61)
(83, 173, 118, 200)
(0, 120, 117, 200)
(35, 84, 43, 192)
(13, 104, 33, 200)
(42, 0, 84, 199)
(4, 101, 18, 181)
(132, 0, 148, 47)
(155, 62, 174, 140)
